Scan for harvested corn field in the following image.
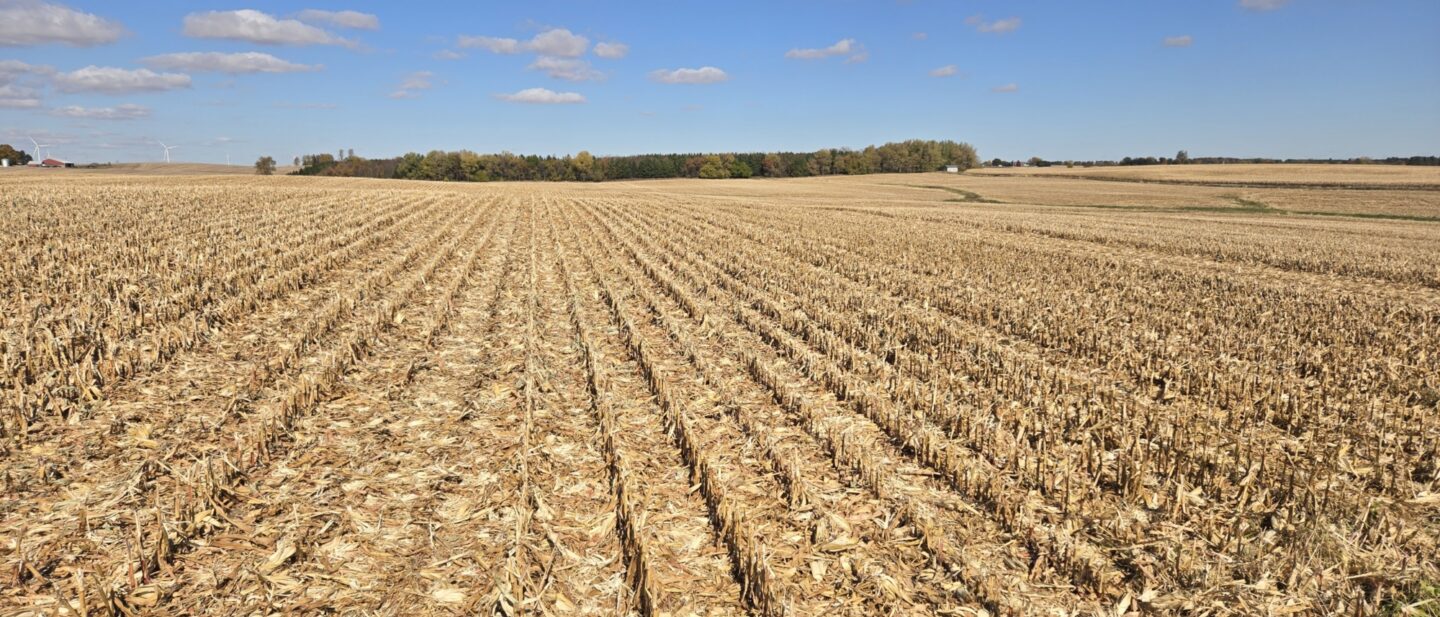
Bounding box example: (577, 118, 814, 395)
(2, 170, 1438, 616)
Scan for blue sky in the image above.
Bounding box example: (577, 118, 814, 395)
(1, 0, 1437, 164)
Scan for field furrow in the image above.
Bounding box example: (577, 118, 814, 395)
(3, 171, 1434, 616)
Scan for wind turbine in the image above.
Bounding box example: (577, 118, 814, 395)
(27, 136, 50, 162)
(158, 141, 178, 163)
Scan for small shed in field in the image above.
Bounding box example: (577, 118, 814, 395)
(944, 164, 960, 173)
(40, 158, 73, 168)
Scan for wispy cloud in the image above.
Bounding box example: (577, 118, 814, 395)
(649, 66, 729, 84)
(295, 9, 379, 30)
(494, 87, 585, 104)
(183, 9, 352, 47)
(0, 84, 41, 108)
(911, 32, 928, 41)
(785, 38, 864, 62)
(457, 35, 520, 53)
(53, 66, 191, 94)
(142, 52, 320, 74)
(966, 15, 1022, 34)
(50, 103, 150, 120)
(433, 49, 465, 60)
(1239, 0, 1289, 10)
(594, 41, 629, 59)
(527, 28, 588, 57)
(461, 28, 589, 58)
(991, 83, 1019, 93)
(529, 56, 602, 82)
(389, 70, 433, 99)
(929, 64, 960, 78)
(1163, 35, 1194, 47)
(0, 1, 125, 47)
(0, 59, 53, 80)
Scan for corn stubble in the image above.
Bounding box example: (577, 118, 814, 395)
(1, 173, 1437, 616)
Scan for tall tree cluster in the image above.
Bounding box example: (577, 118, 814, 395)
(0, 144, 33, 165)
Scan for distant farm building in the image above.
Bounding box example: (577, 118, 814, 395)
(944, 165, 960, 173)
(40, 158, 74, 168)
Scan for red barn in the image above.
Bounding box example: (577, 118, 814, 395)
(40, 158, 74, 168)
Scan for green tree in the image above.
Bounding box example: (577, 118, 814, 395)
(0, 144, 29, 165)
(944, 141, 979, 170)
(698, 155, 729, 179)
(573, 150, 600, 181)
(254, 156, 276, 175)
(729, 158, 753, 178)
(395, 152, 424, 178)
(1175, 150, 1190, 164)
(761, 154, 785, 177)
(457, 150, 488, 181)
(420, 150, 461, 180)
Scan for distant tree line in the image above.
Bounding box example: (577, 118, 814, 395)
(0, 144, 33, 165)
(290, 139, 981, 182)
(1004, 151, 1440, 168)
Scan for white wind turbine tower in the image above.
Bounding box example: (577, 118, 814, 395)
(158, 141, 178, 163)
(27, 136, 50, 163)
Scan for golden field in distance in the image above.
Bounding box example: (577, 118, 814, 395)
(972, 162, 1440, 187)
(1, 165, 1437, 616)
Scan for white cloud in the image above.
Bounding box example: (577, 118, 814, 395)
(457, 35, 520, 53)
(142, 52, 320, 74)
(459, 28, 593, 59)
(494, 87, 585, 104)
(0, 59, 53, 80)
(648, 66, 729, 84)
(295, 9, 379, 30)
(2, 63, 51, 107)
(0, 83, 41, 108)
(389, 70, 433, 99)
(845, 50, 868, 64)
(529, 56, 602, 82)
(1240, 0, 1289, 10)
(991, 83, 1019, 93)
(0, 98, 40, 108)
(526, 28, 588, 57)
(912, 32, 928, 41)
(1163, 35, 1194, 47)
(50, 103, 150, 119)
(785, 38, 859, 60)
(433, 49, 465, 60)
(0, 83, 36, 96)
(594, 41, 629, 59)
(53, 66, 191, 94)
(930, 64, 959, 78)
(183, 9, 351, 46)
(966, 15, 1022, 34)
(0, 1, 124, 47)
